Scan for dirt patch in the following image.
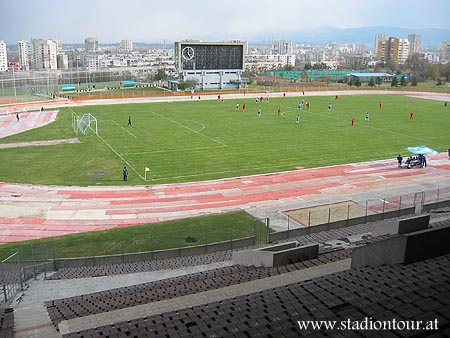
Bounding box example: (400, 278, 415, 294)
(86, 172, 107, 178)
(0, 138, 80, 149)
(284, 200, 378, 226)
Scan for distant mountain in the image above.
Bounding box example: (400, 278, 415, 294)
(250, 26, 450, 49)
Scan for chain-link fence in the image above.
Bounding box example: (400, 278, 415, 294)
(271, 188, 450, 243)
(284, 188, 450, 228)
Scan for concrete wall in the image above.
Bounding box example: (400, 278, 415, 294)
(54, 236, 255, 269)
(232, 242, 319, 268)
(351, 236, 407, 268)
(403, 226, 450, 264)
(372, 214, 430, 237)
(352, 224, 450, 268)
(398, 214, 430, 234)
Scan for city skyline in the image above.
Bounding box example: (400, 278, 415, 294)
(1, 0, 450, 45)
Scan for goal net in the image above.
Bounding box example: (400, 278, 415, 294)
(72, 112, 98, 136)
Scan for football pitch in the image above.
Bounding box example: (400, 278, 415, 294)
(0, 93, 449, 186)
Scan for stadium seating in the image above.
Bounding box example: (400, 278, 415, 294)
(61, 253, 450, 338)
(48, 212, 450, 337)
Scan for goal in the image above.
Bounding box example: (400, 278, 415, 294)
(72, 112, 98, 136)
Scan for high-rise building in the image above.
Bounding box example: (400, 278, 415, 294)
(85, 37, 99, 54)
(273, 40, 293, 55)
(18, 40, 31, 70)
(0, 40, 7, 72)
(31, 39, 58, 70)
(408, 34, 422, 55)
(374, 33, 389, 54)
(442, 42, 450, 63)
(120, 40, 133, 52)
(377, 37, 410, 63)
(84, 37, 99, 70)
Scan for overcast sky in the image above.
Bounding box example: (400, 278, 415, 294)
(1, 0, 449, 44)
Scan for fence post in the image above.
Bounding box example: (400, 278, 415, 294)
(398, 196, 402, 217)
(230, 224, 233, 249)
(328, 208, 331, 223)
(19, 267, 24, 291)
(346, 205, 350, 225)
(365, 201, 368, 223)
(150, 234, 153, 261)
(205, 226, 208, 253)
(436, 189, 440, 209)
(308, 211, 311, 227)
(382, 199, 386, 219)
(266, 218, 270, 244)
(31, 244, 37, 280)
(178, 231, 181, 257)
(287, 215, 290, 239)
(52, 238, 56, 261)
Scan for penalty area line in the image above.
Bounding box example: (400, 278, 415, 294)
(112, 120, 137, 138)
(151, 111, 227, 146)
(95, 133, 147, 181)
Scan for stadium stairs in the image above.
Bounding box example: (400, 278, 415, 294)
(30, 209, 450, 338)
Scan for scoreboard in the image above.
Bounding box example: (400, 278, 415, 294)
(175, 41, 245, 71)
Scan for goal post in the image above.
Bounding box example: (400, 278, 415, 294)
(73, 112, 98, 136)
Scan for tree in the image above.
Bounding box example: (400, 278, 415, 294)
(391, 76, 399, 87)
(424, 64, 440, 81)
(312, 62, 329, 70)
(154, 69, 167, 81)
(440, 63, 450, 82)
(375, 77, 383, 86)
(368, 78, 376, 87)
(386, 59, 398, 73)
(406, 53, 429, 72)
(354, 78, 361, 87)
(410, 76, 418, 86)
(177, 79, 197, 90)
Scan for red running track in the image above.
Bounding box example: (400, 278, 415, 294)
(1, 154, 450, 243)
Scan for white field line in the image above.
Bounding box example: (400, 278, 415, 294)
(95, 133, 145, 181)
(125, 145, 226, 156)
(151, 111, 227, 146)
(149, 162, 302, 181)
(112, 120, 137, 138)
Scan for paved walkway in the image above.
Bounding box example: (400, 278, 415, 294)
(0, 110, 58, 139)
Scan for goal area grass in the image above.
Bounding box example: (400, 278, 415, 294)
(0, 93, 449, 186)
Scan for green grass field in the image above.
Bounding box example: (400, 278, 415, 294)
(0, 94, 449, 186)
(0, 211, 269, 259)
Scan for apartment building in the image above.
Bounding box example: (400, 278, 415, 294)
(377, 37, 410, 63)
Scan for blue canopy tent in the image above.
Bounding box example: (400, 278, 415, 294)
(405, 146, 438, 155)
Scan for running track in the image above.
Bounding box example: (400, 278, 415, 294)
(1, 92, 450, 243)
(1, 154, 450, 243)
